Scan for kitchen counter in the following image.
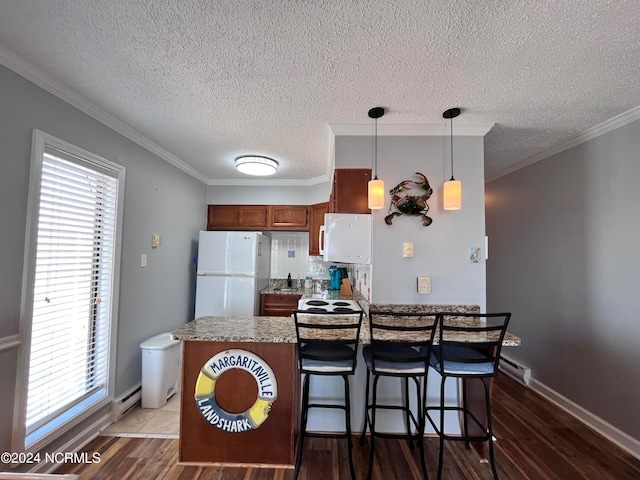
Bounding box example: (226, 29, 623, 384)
(172, 312, 521, 346)
(259, 285, 365, 317)
(260, 285, 346, 300)
(173, 315, 298, 343)
(173, 311, 520, 467)
(174, 318, 299, 467)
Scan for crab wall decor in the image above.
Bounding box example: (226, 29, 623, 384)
(384, 172, 433, 226)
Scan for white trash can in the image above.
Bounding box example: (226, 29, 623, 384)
(140, 332, 181, 408)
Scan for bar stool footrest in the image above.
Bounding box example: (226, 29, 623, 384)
(425, 405, 491, 442)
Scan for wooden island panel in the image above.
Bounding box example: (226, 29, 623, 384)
(179, 340, 298, 466)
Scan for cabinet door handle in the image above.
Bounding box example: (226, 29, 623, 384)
(319, 225, 326, 256)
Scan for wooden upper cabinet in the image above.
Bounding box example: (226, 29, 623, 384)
(308, 202, 329, 256)
(207, 170, 371, 232)
(329, 168, 372, 214)
(269, 205, 309, 230)
(239, 205, 270, 228)
(207, 205, 269, 230)
(207, 205, 308, 231)
(207, 205, 238, 229)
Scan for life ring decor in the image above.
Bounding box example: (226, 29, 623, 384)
(195, 349, 278, 433)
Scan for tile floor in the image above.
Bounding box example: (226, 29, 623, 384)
(103, 393, 180, 439)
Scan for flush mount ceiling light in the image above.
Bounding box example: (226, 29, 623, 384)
(368, 107, 385, 210)
(235, 155, 278, 176)
(443, 107, 462, 210)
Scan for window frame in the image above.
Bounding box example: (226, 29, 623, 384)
(13, 130, 125, 453)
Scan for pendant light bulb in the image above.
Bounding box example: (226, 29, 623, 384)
(443, 107, 462, 211)
(368, 107, 385, 210)
(444, 179, 462, 210)
(368, 178, 385, 209)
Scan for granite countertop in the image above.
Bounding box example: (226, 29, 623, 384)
(260, 286, 345, 301)
(173, 316, 298, 343)
(260, 286, 305, 295)
(370, 304, 480, 314)
(172, 310, 521, 347)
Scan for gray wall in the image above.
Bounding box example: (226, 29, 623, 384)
(0, 65, 206, 453)
(486, 119, 640, 440)
(335, 135, 487, 307)
(207, 182, 331, 205)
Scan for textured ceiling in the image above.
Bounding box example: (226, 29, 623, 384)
(1, 0, 639, 184)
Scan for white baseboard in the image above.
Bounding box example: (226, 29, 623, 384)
(499, 354, 531, 386)
(529, 377, 640, 461)
(110, 383, 142, 422)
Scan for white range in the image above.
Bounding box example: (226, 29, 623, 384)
(297, 298, 362, 313)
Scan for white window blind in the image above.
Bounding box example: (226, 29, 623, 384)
(23, 132, 123, 449)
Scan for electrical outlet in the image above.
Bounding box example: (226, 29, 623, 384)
(152, 234, 160, 248)
(417, 276, 431, 294)
(140, 254, 147, 268)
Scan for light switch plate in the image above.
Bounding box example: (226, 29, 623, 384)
(403, 242, 414, 258)
(417, 276, 431, 294)
(140, 254, 147, 268)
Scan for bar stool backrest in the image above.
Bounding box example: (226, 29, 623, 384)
(367, 310, 439, 375)
(434, 312, 512, 377)
(293, 310, 364, 375)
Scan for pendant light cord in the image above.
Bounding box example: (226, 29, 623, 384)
(449, 116, 455, 181)
(374, 117, 379, 180)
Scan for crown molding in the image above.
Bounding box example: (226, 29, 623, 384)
(0, 44, 209, 184)
(330, 123, 495, 136)
(486, 105, 640, 182)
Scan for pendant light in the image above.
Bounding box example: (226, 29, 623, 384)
(443, 107, 462, 210)
(368, 107, 385, 210)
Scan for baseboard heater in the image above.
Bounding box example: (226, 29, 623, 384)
(499, 355, 532, 386)
(110, 383, 142, 422)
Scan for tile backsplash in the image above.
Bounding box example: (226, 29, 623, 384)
(269, 233, 371, 299)
(269, 232, 332, 281)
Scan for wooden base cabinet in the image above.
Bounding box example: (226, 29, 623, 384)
(260, 294, 302, 316)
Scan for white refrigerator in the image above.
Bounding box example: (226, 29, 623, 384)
(194, 231, 271, 318)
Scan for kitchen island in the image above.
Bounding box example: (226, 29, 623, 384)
(173, 316, 299, 467)
(173, 308, 520, 466)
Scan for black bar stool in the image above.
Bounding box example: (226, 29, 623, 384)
(360, 310, 439, 480)
(292, 309, 364, 480)
(424, 312, 511, 480)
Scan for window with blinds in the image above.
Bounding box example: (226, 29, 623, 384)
(22, 131, 124, 449)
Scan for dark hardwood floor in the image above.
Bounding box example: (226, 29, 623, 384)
(56, 373, 640, 479)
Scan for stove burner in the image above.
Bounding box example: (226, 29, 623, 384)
(305, 307, 328, 313)
(333, 301, 352, 306)
(306, 300, 329, 306)
(333, 307, 356, 313)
